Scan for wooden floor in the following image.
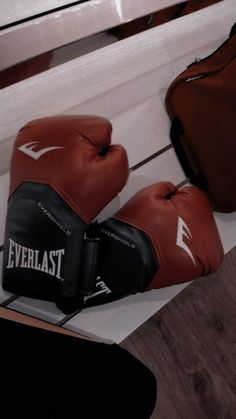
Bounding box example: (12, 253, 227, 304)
(121, 246, 236, 419)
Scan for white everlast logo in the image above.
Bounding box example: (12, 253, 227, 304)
(84, 277, 111, 303)
(176, 217, 196, 266)
(18, 141, 64, 160)
(7, 238, 65, 281)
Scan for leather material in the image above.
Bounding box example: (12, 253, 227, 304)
(3, 116, 129, 307)
(114, 182, 223, 290)
(3, 183, 87, 300)
(81, 218, 158, 308)
(165, 31, 236, 212)
(78, 182, 223, 309)
(10, 115, 129, 224)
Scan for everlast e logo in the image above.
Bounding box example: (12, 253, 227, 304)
(7, 238, 65, 281)
(176, 217, 196, 266)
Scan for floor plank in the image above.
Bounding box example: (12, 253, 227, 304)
(121, 246, 236, 419)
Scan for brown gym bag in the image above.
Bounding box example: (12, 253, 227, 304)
(165, 23, 236, 213)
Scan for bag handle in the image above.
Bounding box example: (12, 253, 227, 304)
(170, 117, 208, 190)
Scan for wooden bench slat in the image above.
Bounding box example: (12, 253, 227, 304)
(214, 213, 236, 255)
(0, 0, 181, 69)
(1, 1, 235, 169)
(0, 0, 83, 26)
(1, 0, 180, 27)
(8, 296, 66, 323)
(62, 282, 190, 343)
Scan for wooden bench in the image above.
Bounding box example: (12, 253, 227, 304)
(0, 0, 235, 343)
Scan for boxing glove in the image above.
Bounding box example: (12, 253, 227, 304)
(79, 182, 223, 308)
(2, 115, 129, 310)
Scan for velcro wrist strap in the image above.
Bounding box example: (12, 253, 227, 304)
(77, 235, 100, 296)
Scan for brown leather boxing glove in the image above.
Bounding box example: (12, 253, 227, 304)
(80, 182, 223, 309)
(2, 115, 129, 310)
